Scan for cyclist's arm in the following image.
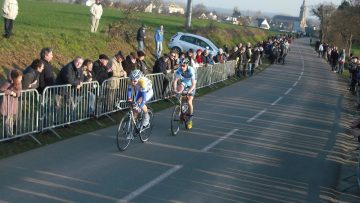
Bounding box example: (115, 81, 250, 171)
(188, 78, 196, 94)
(127, 85, 133, 100)
(173, 77, 179, 92)
(138, 91, 147, 109)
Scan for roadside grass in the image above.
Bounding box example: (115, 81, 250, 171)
(0, 0, 276, 79)
(0, 58, 271, 159)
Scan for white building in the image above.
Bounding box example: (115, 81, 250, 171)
(168, 3, 185, 15)
(198, 12, 218, 20)
(223, 16, 239, 25)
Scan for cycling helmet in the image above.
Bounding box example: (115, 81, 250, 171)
(181, 58, 190, 65)
(129, 69, 142, 81)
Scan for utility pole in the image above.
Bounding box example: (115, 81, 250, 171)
(185, 0, 192, 29)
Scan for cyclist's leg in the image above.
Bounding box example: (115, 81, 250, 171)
(140, 90, 154, 127)
(186, 89, 195, 129)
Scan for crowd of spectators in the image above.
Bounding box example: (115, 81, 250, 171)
(315, 40, 360, 141)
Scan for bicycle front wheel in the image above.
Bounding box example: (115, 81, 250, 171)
(140, 109, 154, 142)
(116, 115, 132, 151)
(171, 105, 181, 136)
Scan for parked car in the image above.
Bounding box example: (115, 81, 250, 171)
(168, 32, 219, 55)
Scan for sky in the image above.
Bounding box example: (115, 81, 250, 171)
(181, 0, 344, 16)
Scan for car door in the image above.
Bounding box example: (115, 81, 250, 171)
(179, 35, 196, 52)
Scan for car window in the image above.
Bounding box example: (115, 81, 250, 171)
(180, 35, 195, 44)
(195, 38, 208, 49)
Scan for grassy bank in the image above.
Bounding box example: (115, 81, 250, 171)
(0, 0, 276, 79)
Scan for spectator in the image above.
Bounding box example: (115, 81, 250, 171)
(136, 24, 146, 51)
(137, 50, 149, 74)
(338, 49, 346, 74)
(38, 48, 55, 94)
(2, 0, 18, 38)
(331, 47, 339, 72)
(245, 45, 253, 76)
(208, 52, 215, 66)
(152, 54, 169, 74)
(186, 49, 195, 66)
(56, 57, 84, 88)
(111, 51, 127, 78)
(93, 54, 111, 84)
(82, 59, 96, 116)
(228, 46, 239, 61)
(122, 52, 138, 76)
(168, 50, 178, 71)
(154, 25, 164, 59)
(90, 0, 103, 33)
(202, 49, 213, 66)
(318, 43, 324, 58)
(196, 49, 203, 65)
(0, 69, 22, 137)
(214, 48, 227, 63)
(107, 51, 126, 112)
(22, 59, 44, 90)
(82, 59, 94, 82)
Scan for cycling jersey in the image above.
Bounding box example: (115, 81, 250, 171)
(175, 66, 196, 88)
(127, 77, 153, 108)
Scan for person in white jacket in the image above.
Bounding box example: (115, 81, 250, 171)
(2, 0, 18, 38)
(90, 0, 103, 33)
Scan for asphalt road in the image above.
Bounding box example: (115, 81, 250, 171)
(0, 38, 355, 203)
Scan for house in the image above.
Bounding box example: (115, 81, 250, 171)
(198, 12, 218, 20)
(144, 2, 155, 13)
(144, 1, 163, 14)
(251, 18, 270, 30)
(168, 3, 185, 15)
(223, 16, 239, 25)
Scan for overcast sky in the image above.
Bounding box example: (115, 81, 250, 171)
(181, 0, 344, 16)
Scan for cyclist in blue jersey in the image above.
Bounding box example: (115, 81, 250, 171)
(127, 69, 153, 127)
(173, 58, 196, 129)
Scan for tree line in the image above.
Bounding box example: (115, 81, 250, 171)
(312, 0, 360, 55)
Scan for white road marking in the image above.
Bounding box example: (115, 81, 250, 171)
(298, 76, 302, 81)
(118, 165, 183, 203)
(201, 129, 239, 152)
(271, 97, 283, 106)
(284, 88, 293, 95)
(293, 81, 298, 87)
(247, 109, 267, 123)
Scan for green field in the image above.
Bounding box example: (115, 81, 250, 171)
(0, 0, 276, 78)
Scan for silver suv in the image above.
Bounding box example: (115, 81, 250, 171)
(168, 32, 219, 55)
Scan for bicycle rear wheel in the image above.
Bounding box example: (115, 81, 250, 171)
(116, 115, 132, 151)
(171, 105, 181, 136)
(140, 109, 154, 142)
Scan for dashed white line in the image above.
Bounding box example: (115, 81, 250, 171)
(118, 165, 183, 203)
(285, 88, 293, 95)
(298, 76, 302, 81)
(271, 97, 283, 106)
(201, 129, 239, 152)
(293, 81, 298, 87)
(247, 109, 267, 123)
(300, 71, 304, 76)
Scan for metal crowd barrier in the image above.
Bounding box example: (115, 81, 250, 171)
(0, 89, 40, 143)
(1, 61, 236, 143)
(41, 81, 99, 132)
(97, 77, 128, 117)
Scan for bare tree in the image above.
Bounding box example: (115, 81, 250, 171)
(232, 7, 241, 17)
(193, 3, 207, 17)
(311, 3, 336, 42)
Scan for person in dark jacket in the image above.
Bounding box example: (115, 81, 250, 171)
(137, 50, 149, 75)
(122, 52, 138, 76)
(37, 48, 55, 93)
(136, 24, 146, 51)
(92, 54, 111, 84)
(153, 54, 170, 74)
(22, 59, 44, 90)
(56, 57, 84, 88)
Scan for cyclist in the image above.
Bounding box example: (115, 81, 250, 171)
(173, 58, 196, 129)
(127, 69, 153, 128)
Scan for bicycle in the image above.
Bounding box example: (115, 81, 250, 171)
(115, 100, 154, 151)
(170, 91, 191, 136)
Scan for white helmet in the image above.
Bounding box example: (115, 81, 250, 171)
(129, 69, 142, 81)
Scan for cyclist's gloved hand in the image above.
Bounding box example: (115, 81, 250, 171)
(134, 106, 141, 113)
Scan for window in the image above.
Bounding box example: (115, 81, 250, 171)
(180, 35, 195, 44)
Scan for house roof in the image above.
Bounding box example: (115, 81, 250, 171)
(273, 15, 300, 22)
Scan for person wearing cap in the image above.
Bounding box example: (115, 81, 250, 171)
(172, 58, 196, 129)
(154, 25, 164, 59)
(122, 52, 138, 76)
(137, 50, 149, 75)
(93, 54, 111, 84)
(111, 51, 127, 78)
